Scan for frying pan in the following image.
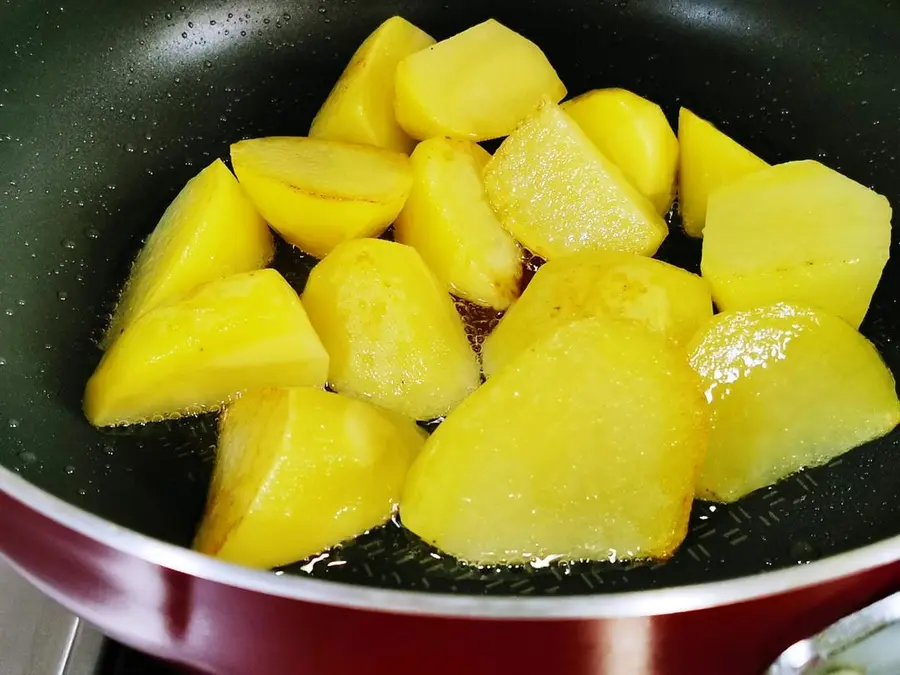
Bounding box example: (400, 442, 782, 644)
(1, 0, 899, 673)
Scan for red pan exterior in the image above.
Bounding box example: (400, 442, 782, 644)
(2, 488, 899, 675)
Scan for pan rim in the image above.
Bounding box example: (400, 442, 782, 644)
(3, 466, 900, 618)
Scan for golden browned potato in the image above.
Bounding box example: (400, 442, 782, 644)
(309, 16, 435, 153)
(194, 387, 424, 569)
(484, 102, 668, 260)
(563, 88, 679, 214)
(702, 160, 892, 328)
(394, 137, 522, 310)
(482, 251, 713, 377)
(401, 318, 708, 565)
(678, 107, 768, 237)
(394, 19, 566, 141)
(302, 238, 480, 421)
(103, 159, 273, 350)
(84, 269, 328, 427)
(231, 137, 412, 258)
(688, 302, 900, 502)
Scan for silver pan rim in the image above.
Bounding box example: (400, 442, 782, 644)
(3, 466, 899, 619)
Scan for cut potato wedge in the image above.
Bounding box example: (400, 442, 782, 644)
(302, 239, 480, 420)
(401, 318, 708, 565)
(702, 160, 892, 328)
(231, 137, 412, 258)
(484, 102, 668, 260)
(563, 88, 679, 214)
(309, 16, 435, 153)
(688, 302, 900, 502)
(394, 19, 566, 142)
(394, 138, 522, 310)
(102, 159, 273, 350)
(482, 251, 712, 377)
(84, 269, 329, 427)
(194, 387, 423, 569)
(678, 108, 768, 237)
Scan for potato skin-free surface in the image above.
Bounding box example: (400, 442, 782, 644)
(84, 269, 328, 427)
(302, 239, 480, 421)
(702, 160, 892, 328)
(678, 107, 768, 237)
(482, 251, 712, 377)
(394, 137, 522, 310)
(103, 159, 273, 350)
(563, 88, 679, 214)
(194, 388, 424, 569)
(401, 318, 708, 565)
(231, 136, 412, 258)
(688, 302, 900, 502)
(484, 102, 668, 260)
(309, 16, 435, 153)
(394, 19, 566, 142)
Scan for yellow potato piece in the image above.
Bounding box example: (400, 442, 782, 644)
(702, 160, 892, 328)
(230, 137, 412, 258)
(302, 239, 480, 420)
(309, 16, 435, 153)
(563, 88, 679, 214)
(688, 302, 900, 502)
(401, 318, 707, 565)
(194, 388, 423, 569)
(394, 138, 522, 310)
(102, 159, 273, 350)
(482, 251, 712, 377)
(84, 269, 329, 427)
(484, 102, 668, 260)
(678, 108, 768, 237)
(394, 19, 566, 141)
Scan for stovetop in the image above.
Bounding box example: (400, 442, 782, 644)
(0, 557, 178, 675)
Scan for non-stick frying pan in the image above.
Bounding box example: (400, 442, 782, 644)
(1, 0, 900, 673)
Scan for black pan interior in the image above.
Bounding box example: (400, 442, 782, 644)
(1, 0, 900, 596)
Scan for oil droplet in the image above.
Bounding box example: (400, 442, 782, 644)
(4, 309, 13, 317)
(78, 488, 87, 496)
(8, 419, 19, 429)
(57, 290, 68, 301)
(65, 465, 75, 475)
(0, 357, 6, 366)
(61, 238, 76, 249)
(86, 228, 100, 239)
(104, 445, 115, 456)
(204, 60, 213, 68)
(16, 299, 25, 306)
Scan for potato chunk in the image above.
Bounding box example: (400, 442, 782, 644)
(688, 303, 900, 502)
(484, 102, 667, 260)
(231, 137, 412, 258)
(401, 318, 707, 565)
(678, 108, 768, 237)
(394, 19, 566, 142)
(194, 388, 423, 569)
(309, 17, 434, 153)
(302, 239, 480, 420)
(702, 160, 892, 328)
(103, 159, 273, 350)
(563, 88, 679, 214)
(394, 138, 522, 310)
(482, 251, 712, 377)
(84, 270, 328, 427)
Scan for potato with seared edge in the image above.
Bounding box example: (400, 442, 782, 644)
(102, 159, 274, 350)
(702, 160, 892, 328)
(482, 251, 712, 377)
(688, 302, 900, 502)
(195, 387, 424, 569)
(402, 318, 708, 565)
(302, 238, 480, 421)
(231, 136, 412, 258)
(84, 269, 329, 428)
(484, 101, 668, 261)
(563, 88, 679, 215)
(310, 16, 434, 153)
(395, 137, 522, 310)
(394, 19, 566, 142)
